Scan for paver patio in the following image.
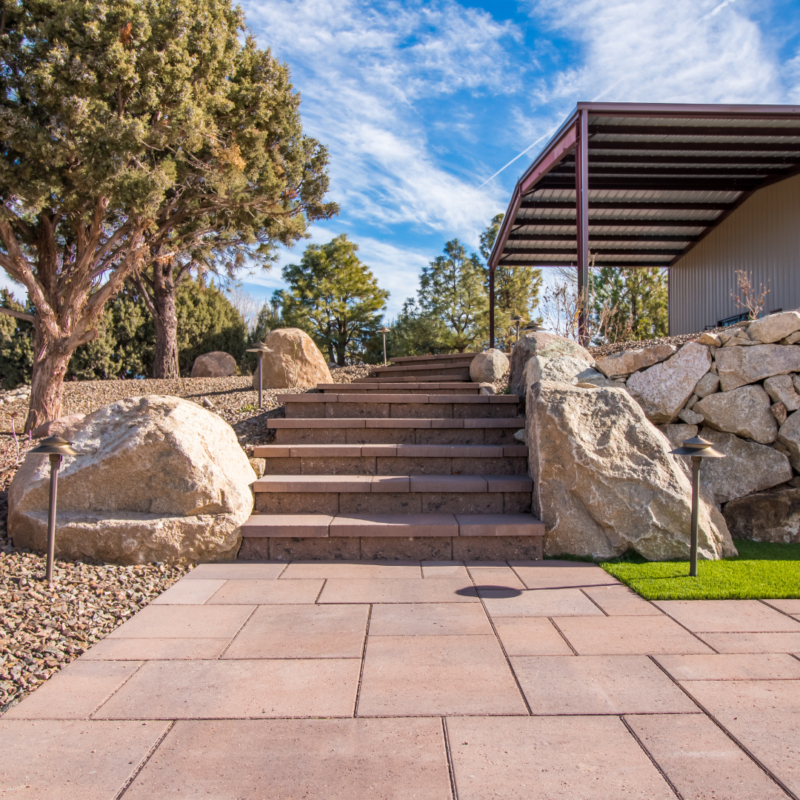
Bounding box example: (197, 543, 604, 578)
(2, 560, 800, 799)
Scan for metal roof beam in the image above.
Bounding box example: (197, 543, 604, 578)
(574, 154, 798, 166)
(505, 248, 681, 256)
(515, 219, 715, 227)
(499, 260, 674, 268)
(551, 165, 787, 176)
(539, 178, 761, 190)
(589, 141, 800, 153)
(519, 200, 732, 210)
(589, 125, 800, 137)
(508, 232, 699, 242)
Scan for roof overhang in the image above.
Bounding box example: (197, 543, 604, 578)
(489, 102, 800, 271)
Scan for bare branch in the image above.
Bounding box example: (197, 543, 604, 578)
(0, 307, 35, 323)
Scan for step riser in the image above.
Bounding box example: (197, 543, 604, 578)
(239, 536, 542, 562)
(322, 388, 480, 395)
(255, 491, 531, 515)
(273, 428, 520, 445)
(388, 354, 477, 364)
(285, 403, 519, 419)
(370, 368, 471, 379)
(259, 456, 527, 476)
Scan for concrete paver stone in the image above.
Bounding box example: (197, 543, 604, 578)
(318, 577, 477, 604)
(82, 638, 231, 661)
(448, 716, 675, 800)
(358, 635, 527, 716)
(626, 713, 789, 800)
(697, 632, 800, 653)
(492, 617, 575, 656)
(369, 603, 492, 636)
(421, 560, 469, 578)
(223, 604, 369, 658)
(0, 720, 170, 800)
(554, 615, 713, 655)
(122, 718, 452, 800)
(206, 579, 324, 604)
(4, 660, 142, 719)
(655, 599, 800, 632)
(93, 659, 361, 719)
(763, 598, 800, 615)
(481, 587, 604, 617)
(150, 579, 226, 605)
(511, 562, 620, 589)
(655, 653, 800, 681)
(108, 604, 254, 639)
(279, 561, 421, 579)
(581, 584, 664, 616)
(182, 562, 285, 580)
(512, 655, 700, 715)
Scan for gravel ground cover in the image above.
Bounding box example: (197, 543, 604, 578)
(0, 365, 374, 713)
(590, 326, 730, 359)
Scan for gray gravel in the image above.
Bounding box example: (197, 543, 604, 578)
(589, 327, 729, 359)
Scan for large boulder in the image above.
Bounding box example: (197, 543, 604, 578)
(777, 410, 800, 471)
(253, 328, 332, 390)
(746, 311, 800, 344)
(526, 381, 735, 560)
(723, 487, 800, 543)
(191, 351, 236, 378)
(764, 374, 800, 412)
(626, 342, 712, 424)
(694, 385, 777, 444)
(509, 332, 591, 397)
(524, 355, 606, 388)
(715, 344, 800, 391)
(595, 344, 676, 379)
(469, 349, 509, 384)
(8, 396, 255, 564)
(694, 428, 792, 504)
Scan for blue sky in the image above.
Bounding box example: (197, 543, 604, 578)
(5, 0, 800, 319)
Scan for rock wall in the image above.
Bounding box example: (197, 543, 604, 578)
(591, 311, 800, 544)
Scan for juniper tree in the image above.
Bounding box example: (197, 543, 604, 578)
(278, 234, 389, 365)
(0, 0, 334, 428)
(591, 266, 668, 342)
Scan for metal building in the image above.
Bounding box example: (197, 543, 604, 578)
(488, 102, 800, 344)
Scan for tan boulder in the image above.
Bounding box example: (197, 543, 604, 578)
(253, 328, 332, 390)
(626, 342, 712, 423)
(696, 332, 722, 347)
(31, 414, 86, 439)
(694, 384, 777, 444)
(723, 487, 800, 543)
(695, 427, 792, 504)
(693, 372, 720, 399)
(191, 351, 237, 378)
(526, 381, 735, 560)
(525, 355, 606, 387)
(746, 311, 800, 344)
(8, 396, 255, 564)
(656, 423, 699, 450)
(772, 403, 789, 425)
(469, 349, 509, 384)
(595, 344, 676, 378)
(764, 374, 800, 412)
(509, 332, 591, 396)
(715, 344, 800, 391)
(778, 410, 800, 471)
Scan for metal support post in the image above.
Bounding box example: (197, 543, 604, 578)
(489, 266, 495, 349)
(257, 356, 263, 408)
(575, 110, 590, 346)
(46, 454, 61, 586)
(690, 455, 701, 577)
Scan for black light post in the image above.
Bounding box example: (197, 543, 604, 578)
(247, 342, 272, 408)
(29, 435, 80, 586)
(378, 327, 390, 366)
(511, 315, 523, 343)
(670, 435, 725, 577)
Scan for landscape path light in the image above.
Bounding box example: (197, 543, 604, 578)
(247, 342, 273, 408)
(669, 435, 725, 577)
(29, 435, 80, 587)
(378, 327, 391, 366)
(522, 321, 542, 334)
(511, 315, 524, 342)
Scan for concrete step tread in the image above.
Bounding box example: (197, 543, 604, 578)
(278, 393, 519, 404)
(242, 512, 544, 538)
(388, 353, 478, 364)
(267, 418, 524, 429)
(254, 443, 528, 458)
(354, 375, 468, 383)
(317, 382, 481, 390)
(253, 474, 533, 493)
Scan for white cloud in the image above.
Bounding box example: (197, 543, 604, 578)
(242, 0, 514, 242)
(528, 0, 782, 105)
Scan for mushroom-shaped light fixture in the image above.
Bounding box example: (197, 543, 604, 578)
(29, 435, 81, 586)
(377, 327, 391, 366)
(669, 435, 726, 577)
(246, 341, 273, 408)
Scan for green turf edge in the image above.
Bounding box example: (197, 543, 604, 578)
(549, 541, 800, 601)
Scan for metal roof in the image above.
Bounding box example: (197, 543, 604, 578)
(489, 103, 800, 272)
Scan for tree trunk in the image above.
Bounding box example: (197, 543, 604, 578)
(25, 332, 71, 432)
(153, 286, 180, 378)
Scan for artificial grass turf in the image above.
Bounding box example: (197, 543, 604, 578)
(599, 540, 800, 601)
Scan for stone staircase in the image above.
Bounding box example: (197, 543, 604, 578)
(241, 353, 544, 561)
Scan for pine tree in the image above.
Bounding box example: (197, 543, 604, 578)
(388, 299, 449, 358)
(591, 267, 668, 343)
(418, 240, 488, 353)
(480, 214, 543, 349)
(279, 235, 389, 365)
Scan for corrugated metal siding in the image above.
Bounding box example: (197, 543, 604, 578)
(670, 174, 800, 334)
